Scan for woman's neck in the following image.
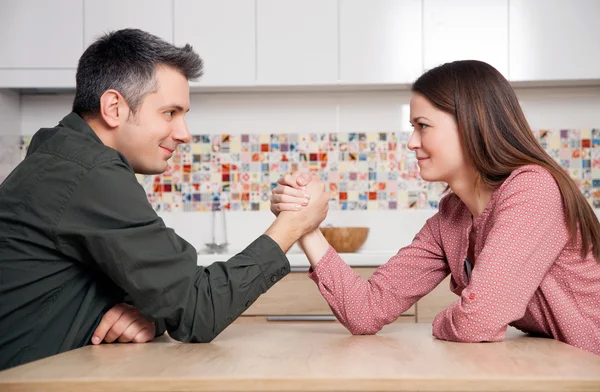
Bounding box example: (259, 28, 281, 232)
(448, 173, 495, 220)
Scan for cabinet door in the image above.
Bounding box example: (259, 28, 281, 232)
(0, 0, 83, 68)
(510, 0, 600, 81)
(423, 0, 508, 78)
(256, 0, 338, 85)
(243, 268, 416, 317)
(174, 0, 255, 86)
(416, 276, 456, 323)
(84, 0, 173, 47)
(339, 0, 422, 84)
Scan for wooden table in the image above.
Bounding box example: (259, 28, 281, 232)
(1, 323, 599, 391)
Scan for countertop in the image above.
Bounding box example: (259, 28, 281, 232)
(1, 323, 599, 392)
(198, 249, 396, 268)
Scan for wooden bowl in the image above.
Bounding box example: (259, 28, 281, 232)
(319, 227, 369, 253)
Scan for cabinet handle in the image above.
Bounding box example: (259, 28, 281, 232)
(289, 266, 309, 273)
(266, 315, 337, 322)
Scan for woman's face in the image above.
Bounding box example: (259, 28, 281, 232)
(408, 92, 469, 185)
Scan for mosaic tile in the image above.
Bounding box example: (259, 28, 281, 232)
(18, 129, 600, 212)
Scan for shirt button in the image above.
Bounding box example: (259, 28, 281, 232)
(245, 300, 252, 307)
(280, 268, 287, 275)
(469, 293, 476, 300)
(270, 275, 277, 283)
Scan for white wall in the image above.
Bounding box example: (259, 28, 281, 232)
(18, 86, 600, 253)
(517, 87, 600, 129)
(20, 87, 600, 137)
(0, 89, 21, 183)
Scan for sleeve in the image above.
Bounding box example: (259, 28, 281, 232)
(54, 159, 290, 343)
(154, 319, 167, 337)
(432, 167, 570, 342)
(123, 292, 167, 338)
(309, 205, 450, 334)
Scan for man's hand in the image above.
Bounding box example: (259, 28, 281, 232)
(91, 303, 155, 345)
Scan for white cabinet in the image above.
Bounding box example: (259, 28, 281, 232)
(339, 0, 422, 84)
(0, 90, 21, 181)
(423, 0, 508, 78)
(0, 0, 83, 68)
(174, 0, 255, 86)
(509, 0, 600, 81)
(3, 0, 600, 89)
(84, 0, 173, 47)
(256, 0, 338, 85)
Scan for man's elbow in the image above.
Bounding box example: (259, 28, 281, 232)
(190, 333, 217, 343)
(164, 314, 221, 343)
(168, 328, 218, 343)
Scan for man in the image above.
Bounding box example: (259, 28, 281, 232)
(0, 29, 329, 370)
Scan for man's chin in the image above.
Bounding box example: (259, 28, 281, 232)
(134, 164, 167, 175)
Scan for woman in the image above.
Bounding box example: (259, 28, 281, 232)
(271, 60, 600, 355)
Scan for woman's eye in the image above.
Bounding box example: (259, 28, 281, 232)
(419, 123, 428, 130)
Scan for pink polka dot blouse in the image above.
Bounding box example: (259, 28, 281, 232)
(309, 165, 600, 355)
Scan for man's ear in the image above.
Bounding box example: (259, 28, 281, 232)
(99, 89, 128, 128)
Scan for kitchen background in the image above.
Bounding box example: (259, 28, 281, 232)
(1, 0, 600, 262)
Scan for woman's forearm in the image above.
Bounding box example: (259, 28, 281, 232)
(298, 228, 330, 269)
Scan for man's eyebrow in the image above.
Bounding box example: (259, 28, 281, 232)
(159, 105, 189, 112)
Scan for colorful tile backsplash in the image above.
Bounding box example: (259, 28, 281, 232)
(20, 129, 600, 212)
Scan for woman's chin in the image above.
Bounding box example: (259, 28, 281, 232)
(419, 173, 446, 184)
(418, 169, 435, 182)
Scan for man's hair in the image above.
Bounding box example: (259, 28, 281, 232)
(72, 28, 203, 117)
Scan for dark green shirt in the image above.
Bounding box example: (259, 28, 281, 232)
(0, 113, 290, 370)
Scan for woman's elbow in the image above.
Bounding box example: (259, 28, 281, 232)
(433, 324, 505, 343)
(345, 319, 384, 335)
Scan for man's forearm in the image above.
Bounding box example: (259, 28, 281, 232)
(168, 235, 290, 343)
(264, 213, 304, 253)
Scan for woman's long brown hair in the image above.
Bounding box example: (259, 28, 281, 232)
(412, 60, 600, 261)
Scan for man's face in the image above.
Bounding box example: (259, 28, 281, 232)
(115, 66, 191, 174)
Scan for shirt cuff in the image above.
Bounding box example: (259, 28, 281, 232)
(243, 234, 291, 289)
(154, 319, 167, 337)
(308, 246, 339, 282)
